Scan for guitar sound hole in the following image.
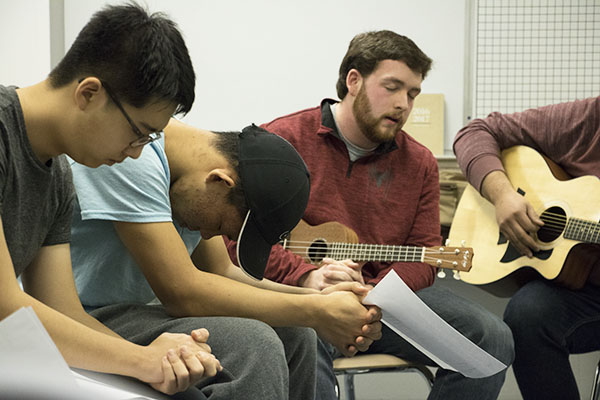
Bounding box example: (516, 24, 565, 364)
(537, 206, 566, 243)
(308, 239, 328, 264)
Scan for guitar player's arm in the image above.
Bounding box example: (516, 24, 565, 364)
(480, 170, 544, 258)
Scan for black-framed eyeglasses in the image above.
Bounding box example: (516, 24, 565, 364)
(100, 80, 162, 148)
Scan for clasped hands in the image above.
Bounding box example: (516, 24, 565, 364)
(145, 328, 222, 395)
(306, 257, 383, 356)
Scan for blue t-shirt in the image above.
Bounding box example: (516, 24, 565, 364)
(69, 137, 201, 308)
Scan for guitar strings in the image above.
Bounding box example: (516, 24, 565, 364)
(279, 241, 464, 255)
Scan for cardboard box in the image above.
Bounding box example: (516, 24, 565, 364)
(403, 93, 445, 155)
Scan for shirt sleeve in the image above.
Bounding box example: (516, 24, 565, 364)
(70, 141, 173, 223)
(453, 97, 600, 192)
(44, 156, 75, 246)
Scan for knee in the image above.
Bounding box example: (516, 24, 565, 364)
(275, 326, 318, 363)
(503, 282, 555, 340)
(478, 314, 515, 366)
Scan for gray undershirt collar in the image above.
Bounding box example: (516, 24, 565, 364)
(330, 103, 377, 162)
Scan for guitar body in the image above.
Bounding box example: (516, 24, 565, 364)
(449, 146, 600, 292)
(286, 220, 359, 263)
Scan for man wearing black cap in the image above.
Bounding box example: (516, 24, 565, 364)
(69, 118, 382, 399)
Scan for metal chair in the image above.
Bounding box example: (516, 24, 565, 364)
(333, 354, 434, 400)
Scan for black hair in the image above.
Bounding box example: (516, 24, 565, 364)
(212, 131, 248, 217)
(49, 2, 195, 115)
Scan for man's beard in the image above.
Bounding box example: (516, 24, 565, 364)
(352, 85, 403, 144)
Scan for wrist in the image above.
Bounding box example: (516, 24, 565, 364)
(126, 343, 158, 383)
(481, 170, 512, 205)
(298, 269, 316, 289)
(301, 294, 326, 330)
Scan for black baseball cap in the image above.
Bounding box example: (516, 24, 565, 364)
(236, 124, 310, 280)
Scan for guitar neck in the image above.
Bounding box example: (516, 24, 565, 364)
(328, 242, 424, 263)
(565, 218, 600, 244)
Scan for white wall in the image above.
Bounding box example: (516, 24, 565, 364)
(0, 0, 51, 86)
(5, 2, 599, 398)
(63, 0, 466, 153)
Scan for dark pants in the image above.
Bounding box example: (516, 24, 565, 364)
(504, 279, 600, 400)
(316, 285, 515, 400)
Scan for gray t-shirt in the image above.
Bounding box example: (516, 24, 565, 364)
(0, 85, 74, 277)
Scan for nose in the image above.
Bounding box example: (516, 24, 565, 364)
(394, 91, 410, 111)
(123, 145, 144, 160)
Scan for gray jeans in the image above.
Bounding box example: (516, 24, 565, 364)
(90, 304, 317, 400)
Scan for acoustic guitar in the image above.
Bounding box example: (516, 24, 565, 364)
(281, 219, 473, 274)
(448, 145, 600, 295)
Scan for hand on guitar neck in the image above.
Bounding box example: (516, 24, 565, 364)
(481, 170, 545, 258)
(299, 257, 366, 291)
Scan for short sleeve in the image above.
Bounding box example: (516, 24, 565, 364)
(70, 139, 173, 223)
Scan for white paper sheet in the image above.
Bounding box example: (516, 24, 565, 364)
(0, 307, 167, 399)
(363, 271, 507, 378)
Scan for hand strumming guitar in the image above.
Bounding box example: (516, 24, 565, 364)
(482, 170, 544, 258)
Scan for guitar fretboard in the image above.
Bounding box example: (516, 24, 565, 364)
(565, 218, 600, 244)
(328, 242, 425, 263)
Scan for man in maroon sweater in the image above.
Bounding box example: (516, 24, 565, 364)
(454, 97, 600, 400)
(227, 30, 514, 400)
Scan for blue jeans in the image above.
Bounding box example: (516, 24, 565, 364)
(504, 279, 600, 400)
(316, 285, 514, 400)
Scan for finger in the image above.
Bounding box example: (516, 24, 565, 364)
(515, 211, 542, 236)
(191, 328, 209, 343)
(158, 355, 176, 395)
(365, 305, 382, 322)
(511, 224, 539, 255)
(353, 335, 373, 352)
(505, 229, 533, 257)
(526, 204, 544, 226)
(194, 342, 211, 353)
(343, 345, 358, 357)
(180, 346, 205, 383)
(197, 352, 221, 377)
(350, 282, 370, 297)
(167, 348, 190, 392)
(362, 321, 382, 340)
(340, 259, 360, 268)
(322, 268, 355, 283)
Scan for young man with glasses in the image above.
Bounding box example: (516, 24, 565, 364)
(0, 3, 213, 396)
(68, 119, 383, 400)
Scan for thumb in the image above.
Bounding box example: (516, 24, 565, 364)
(527, 204, 544, 226)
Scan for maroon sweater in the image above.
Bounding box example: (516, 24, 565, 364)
(454, 96, 600, 191)
(227, 100, 440, 291)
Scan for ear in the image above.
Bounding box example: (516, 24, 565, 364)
(74, 77, 104, 111)
(346, 69, 363, 97)
(206, 168, 236, 189)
